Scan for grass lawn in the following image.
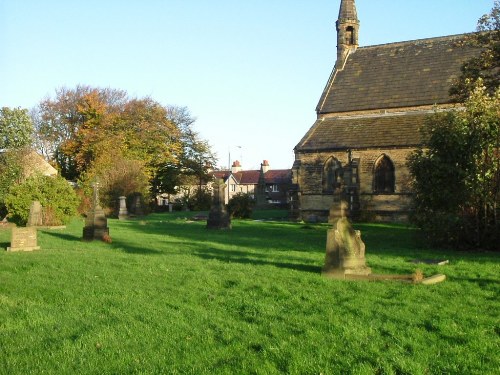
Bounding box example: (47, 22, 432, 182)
(0, 211, 498, 374)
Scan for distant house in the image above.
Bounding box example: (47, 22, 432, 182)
(213, 160, 292, 205)
(164, 160, 293, 207)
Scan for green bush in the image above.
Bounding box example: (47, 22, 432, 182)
(5, 174, 79, 226)
(227, 193, 255, 219)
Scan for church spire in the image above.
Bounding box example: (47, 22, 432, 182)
(336, 0, 359, 69)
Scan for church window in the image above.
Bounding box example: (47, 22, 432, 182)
(322, 157, 342, 193)
(373, 155, 395, 193)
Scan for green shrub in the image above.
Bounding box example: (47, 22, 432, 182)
(5, 174, 79, 226)
(227, 193, 255, 219)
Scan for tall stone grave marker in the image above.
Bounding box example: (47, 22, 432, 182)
(27, 201, 43, 227)
(131, 194, 145, 216)
(118, 196, 128, 220)
(207, 179, 231, 230)
(322, 200, 371, 278)
(83, 182, 109, 241)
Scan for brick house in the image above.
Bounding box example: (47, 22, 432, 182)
(292, 0, 480, 222)
(212, 160, 292, 205)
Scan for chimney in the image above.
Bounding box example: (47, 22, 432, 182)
(261, 160, 270, 173)
(231, 160, 242, 173)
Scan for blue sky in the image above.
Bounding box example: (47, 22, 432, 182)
(0, 0, 494, 169)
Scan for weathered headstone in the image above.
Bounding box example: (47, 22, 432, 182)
(7, 227, 40, 251)
(83, 182, 109, 241)
(322, 200, 371, 278)
(27, 201, 43, 227)
(118, 196, 128, 220)
(207, 179, 231, 230)
(131, 194, 145, 216)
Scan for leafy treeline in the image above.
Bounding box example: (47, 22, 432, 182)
(0, 85, 216, 217)
(32, 85, 216, 201)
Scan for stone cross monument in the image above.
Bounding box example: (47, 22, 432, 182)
(207, 178, 231, 230)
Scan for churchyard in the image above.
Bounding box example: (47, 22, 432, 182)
(0, 211, 498, 374)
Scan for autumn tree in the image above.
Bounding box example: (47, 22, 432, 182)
(152, 106, 217, 197)
(33, 85, 127, 179)
(33, 86, 216, 210)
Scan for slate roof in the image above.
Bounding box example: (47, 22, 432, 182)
(317, 34, 480, 114)
(211, 169, 291, 185)
(296, 112, 426, 152)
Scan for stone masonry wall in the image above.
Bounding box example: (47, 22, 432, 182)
(295, 147, 415, 221)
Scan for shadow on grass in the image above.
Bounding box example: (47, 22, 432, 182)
(0, 242, 9, 250)
(110, 238, 163, 255)
(42, 230, 163, 255)
(193, 248, 322, 274)
(42, 231, 81, 242)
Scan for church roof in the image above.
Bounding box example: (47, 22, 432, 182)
(317, 34, 480, 114)
(296, 112, 426, 152)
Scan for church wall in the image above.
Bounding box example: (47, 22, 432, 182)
(294, 147, 415, 222)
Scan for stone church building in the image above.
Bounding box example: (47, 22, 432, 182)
(292, 0, 480, 221)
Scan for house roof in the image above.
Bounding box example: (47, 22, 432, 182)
(316, 34, 480, 114)
(210, 169, 291, 185)
(296, 112, 426, 152)
(264, 169, 292, 184)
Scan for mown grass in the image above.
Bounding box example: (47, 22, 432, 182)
(0, 212, 498, 374)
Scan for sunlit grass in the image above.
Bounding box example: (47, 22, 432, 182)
(0, 212, 498, 374)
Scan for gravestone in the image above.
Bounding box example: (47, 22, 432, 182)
(322, 200, 371, 278)
(131, 194, 145, 216)
(7, 227, 40, 251)
(207, 179, 231, 230)
(27, 201, 43, 227)
(83, 182, 109, 241)
(118, 196, 128, 220)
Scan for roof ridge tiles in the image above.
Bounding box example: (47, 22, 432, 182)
(357, 33, 471, 50)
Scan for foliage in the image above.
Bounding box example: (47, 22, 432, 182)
(173, 182, 212, 211)
(4, 174, 79, 226)
(79, 149, 150, 213)
(32, 86, 182, 180)
(0, 107, 33, 150)
(0, 149, 25, 218)
(450, 1, 500, 99)
(151, 106, 217, 196)
(0, 215, 498, 374)
(190, 187, 212, 211)
(228, 192, 255, 219)
(32, 86, 216, 199)
(408, 81, 500, 250)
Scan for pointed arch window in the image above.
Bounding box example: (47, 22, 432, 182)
(373, 155, 395, 193)
(322, 157, 342, 193)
